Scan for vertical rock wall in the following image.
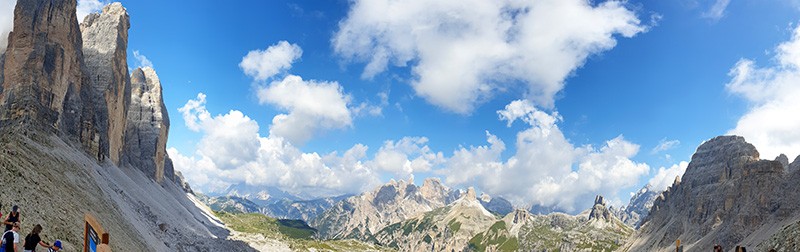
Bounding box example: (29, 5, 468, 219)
(0, 0, 92, 141)
(123, 67, 171, 183)
(1, 0, 176, 182)
(80, 3, 132, 165)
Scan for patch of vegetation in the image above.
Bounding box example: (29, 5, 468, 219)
(517, 215, 632, 251)
(423, 234, 432, 243)
(448, 219, 462, 233)
(216, 211, 395, 251)
(277, 219, 316, 239)
(468, 221, 519, 252)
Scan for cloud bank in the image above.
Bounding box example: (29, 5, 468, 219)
(442, 100, 650, 211)
(727, 25, 800, 159)
(334, 0, 646, 113)
(172, 93, 381, 197)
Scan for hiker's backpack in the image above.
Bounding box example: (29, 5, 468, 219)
(0, 230, 10, 252)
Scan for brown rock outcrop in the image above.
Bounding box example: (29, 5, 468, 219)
(0, 0, 93, 144)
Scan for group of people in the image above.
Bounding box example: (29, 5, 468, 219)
(713, 244, 750, 252)
(0, 205, 62, 252)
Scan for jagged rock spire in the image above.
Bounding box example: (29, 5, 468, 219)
(123, 67, 172, 183)
(589, 195, 612, 221)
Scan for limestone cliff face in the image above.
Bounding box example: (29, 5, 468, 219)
(123, 67, 171, 183)
(0, 0, 93, 143)
(80, 2, 131, 166)
(625, 136, 800, 251)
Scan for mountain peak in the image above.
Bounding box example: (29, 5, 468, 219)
(776, 153, 790, 169)
(465, 187, 477, 201)
(103, 2, 126, 14)
(594, 195, 606, 206)
(589, 195, 612, 222)
(628, 135, 792, 250)
(479, 193, 492, 202)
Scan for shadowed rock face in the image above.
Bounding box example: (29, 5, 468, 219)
(627, 135, 800, 251)
(1, 0, 92, 142)
(80, 2, 131, 166)
(123, 67, 172, 183)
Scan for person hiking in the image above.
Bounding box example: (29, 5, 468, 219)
(22, 225, 52, 252)
(4, 206, 20, 232)
(44, 240, 60, 252)
(1, 222, 21, 252)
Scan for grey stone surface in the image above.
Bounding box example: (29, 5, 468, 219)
(80, 2, 131, 165)
(589, 195, 612, 222)
(0, 52, 4, 90)
(123, 67, 171, 183)
(626, 135, 795, 251)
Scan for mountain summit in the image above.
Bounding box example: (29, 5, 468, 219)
(625, 135, 800, 251)
(311, 178, 462, 240)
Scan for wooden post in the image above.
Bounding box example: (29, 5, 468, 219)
(84, 213, 111, 252)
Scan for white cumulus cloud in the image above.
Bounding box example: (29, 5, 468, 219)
(334, 0, 646, 113)
(133, 50, 153, 68)
(240, 41, 302, 81)
(172, 93, 381, 197)
(726, 24, 800, 159)
(368, 137, 445, 178)
(443, 100, 649, 212)
(77, 0, 106, 22)
(258, 75, 353, 145)
(647, 161, 689, 192)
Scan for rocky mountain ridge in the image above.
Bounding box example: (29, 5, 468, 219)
(365, 188, 632, 252)
(310, 177, 462, 241)
(612, 183, 661, 229)
(624, 135, 800, 251)
(374, 187, 498, 252)
(198, 193, 350, 224)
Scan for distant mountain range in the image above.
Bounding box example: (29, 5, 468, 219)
(199, 135, 800, 251)
(201, 177, 634, 251)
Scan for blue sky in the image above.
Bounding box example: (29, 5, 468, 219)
(3, 0, 800, 212)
